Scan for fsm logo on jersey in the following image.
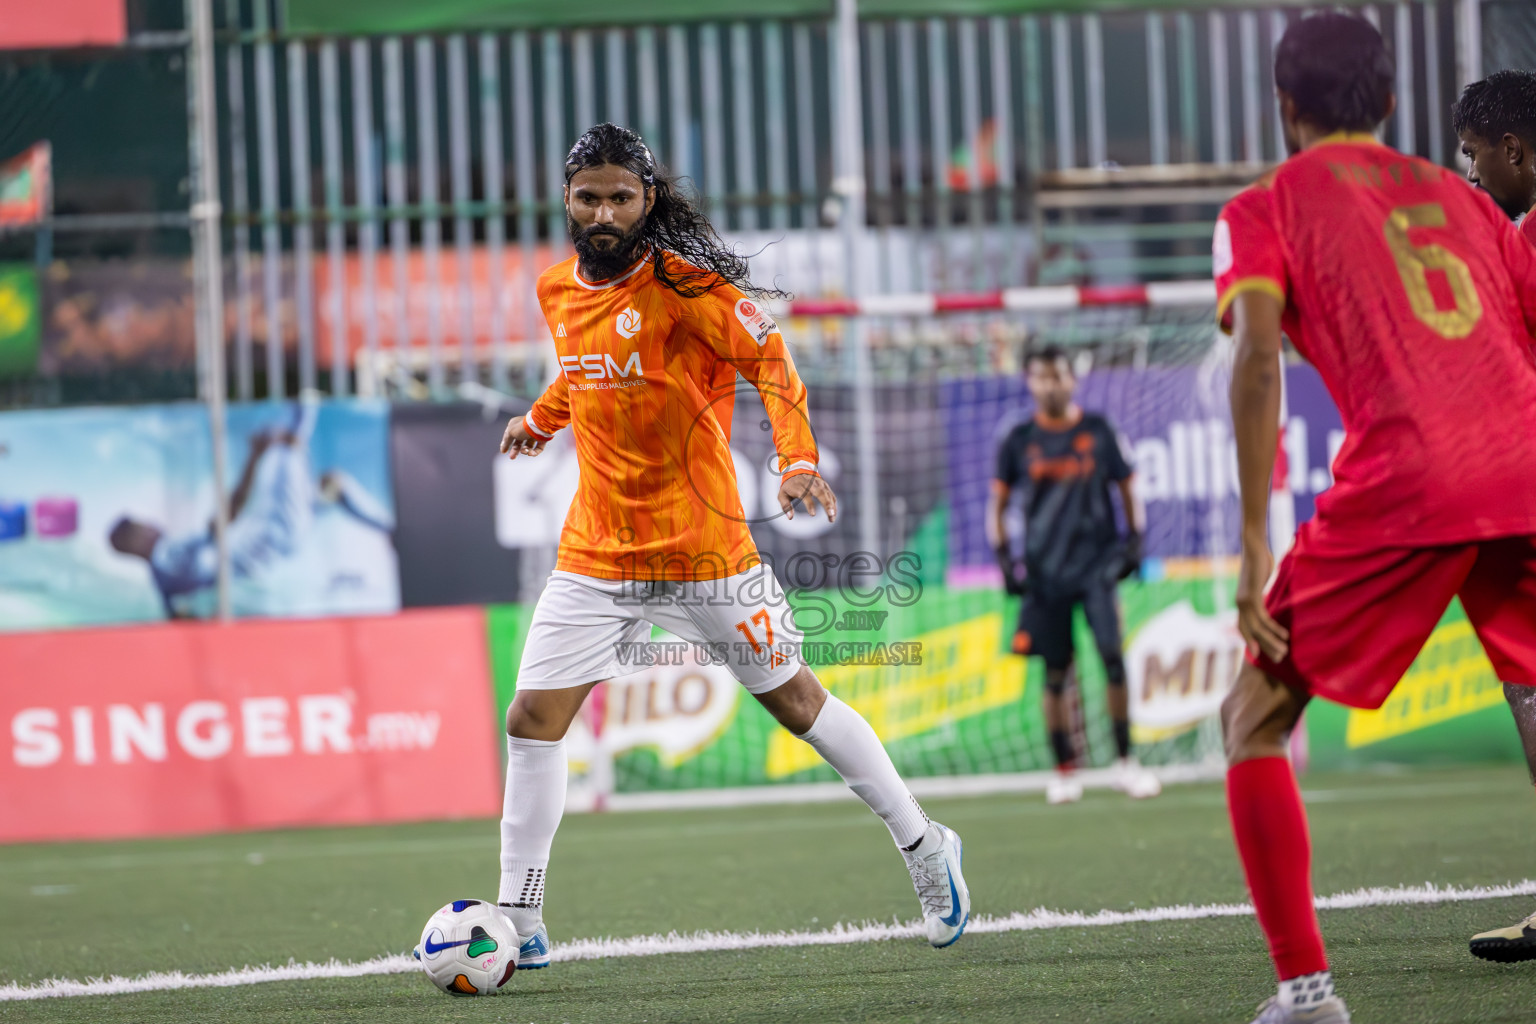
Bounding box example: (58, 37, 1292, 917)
(559, 351, 643, 381)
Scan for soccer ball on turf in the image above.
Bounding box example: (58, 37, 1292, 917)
(413, 899, 518, 996)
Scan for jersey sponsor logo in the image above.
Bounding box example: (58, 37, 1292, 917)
(615, 306, 642, 339)
(559, 351, 644, 381)
(735, 297, 777, 346)
(1024, 435, 1097, 482)
(1212, 218, 1233, 277)
(555, 323, 567, 338)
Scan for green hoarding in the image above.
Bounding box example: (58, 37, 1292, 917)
(0, 265, 40, 379)
(484, 574, 1523, 795)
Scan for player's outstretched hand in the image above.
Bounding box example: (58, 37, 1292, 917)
(1235, 541, 1289, 662)
(499, 414, 548, 460)
(779, 473, 837, 523)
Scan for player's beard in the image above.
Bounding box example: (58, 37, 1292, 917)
(570, 214, 648, 281)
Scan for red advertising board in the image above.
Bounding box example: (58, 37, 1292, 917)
(0, 608, 501, 843)
(0, 0, 125, 50)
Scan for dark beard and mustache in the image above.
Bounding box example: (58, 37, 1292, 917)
(569, 214, 648, 280)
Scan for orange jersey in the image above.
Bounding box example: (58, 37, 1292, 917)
(523, 251, 819, 582)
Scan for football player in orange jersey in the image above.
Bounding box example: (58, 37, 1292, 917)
(490, 124, 969, 969)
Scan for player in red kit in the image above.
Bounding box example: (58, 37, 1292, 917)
(1455, 70, 1536, 250)
(1216, 14, 1536, 1023)
(1452, 67, 1536, 963)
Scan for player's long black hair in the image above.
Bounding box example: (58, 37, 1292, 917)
(563, 123, 788, 300)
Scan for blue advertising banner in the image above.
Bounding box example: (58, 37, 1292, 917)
(0, 401, 399, 630)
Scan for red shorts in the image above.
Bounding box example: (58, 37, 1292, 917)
(1253, 522, 1536, 709)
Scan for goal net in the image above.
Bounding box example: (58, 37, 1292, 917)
(478, 291, 1307, 807)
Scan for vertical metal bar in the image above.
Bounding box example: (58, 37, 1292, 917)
(763, 22, 791, 233)
(793, 23, 818, 232)
(927, 18, 952, 285)
(1147, 14, 1169, 166)
(573, 30, 595, 131)
(1395, 3, 1416, 155)
(1209, 11, 1232, 165)
(668, 26, 693, 184)
(1425, 0, 1445, 166)
(319, 40, 347, 397)
(699, 23, 726, 222)
(1082, 13, 1106, 168)
(1176, 13, 1199, 163)
(543, 31, 568, 258)
(187, 0, 231, 619)
(223, 0, 253, 400)
(990, 16, 1017, 287)
(383, 37, 410, 366)
(252, 11, 284, 399)
(897, 19, 921, 290)
(606, 29, 628, 127)
(730, 23, 758, 231)
(865, 21, 892, 291)
(637, 26, 661, 148)
(1457, 0, 1482, 95)
(1051, 15, 1075, 170)
(1240, 12, 1261, 163)
(287, 40, 316, 395)
(350, 39, 380, 391)
(415, 37, 445, 397)
(489, 32, 517, 384)
(958, 15, 985, 286)
(448, 34, 475, 386)
(834, 0, 880, 562)
(1022, 15, 1045, 285)
(1270, 11, 1288, 158)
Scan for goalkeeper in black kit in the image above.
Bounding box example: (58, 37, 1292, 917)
(987, 345, 1161, 805)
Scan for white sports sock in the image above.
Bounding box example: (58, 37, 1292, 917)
(797, 694, 929, 849)
(497, 736, 568, 908)
(1278, 971, 1335, 1010)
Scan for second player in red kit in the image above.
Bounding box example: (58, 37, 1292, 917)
(1215, 13, 1536, 1024)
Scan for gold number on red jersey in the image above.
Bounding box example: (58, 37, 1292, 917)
(1382, 203, 1484, 339)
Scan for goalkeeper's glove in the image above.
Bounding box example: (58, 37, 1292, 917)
(1117, 531, 1144, 581)
(996, 546, 1030, 597)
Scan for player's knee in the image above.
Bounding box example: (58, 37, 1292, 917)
(1043, 666, 1071, 696)
(1220, 665, 1299, 765)
(757, 665, 827, 735)
(1101, 653, 1127, 687)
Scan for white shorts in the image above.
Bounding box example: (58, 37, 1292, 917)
(515, 563, 804, 694)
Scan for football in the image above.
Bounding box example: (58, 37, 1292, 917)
(413, 899, 519, 996)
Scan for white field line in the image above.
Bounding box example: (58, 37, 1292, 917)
(4, 879, 1534, 1002)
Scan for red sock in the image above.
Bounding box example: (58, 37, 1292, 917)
(1226, 756, 1328, 980)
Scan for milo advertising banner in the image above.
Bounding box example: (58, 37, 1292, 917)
(480, 360, 1521, 795)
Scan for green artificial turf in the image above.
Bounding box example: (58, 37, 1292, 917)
(2, 765, 1533, 1023)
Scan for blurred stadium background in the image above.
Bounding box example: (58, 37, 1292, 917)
(2, 1, 1536, 1019)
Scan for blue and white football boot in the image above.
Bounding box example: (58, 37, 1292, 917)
(902, 822, 971, 948)
(496, 904, 551, 970)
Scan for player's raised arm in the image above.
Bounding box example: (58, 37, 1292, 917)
(501, 374, 570, 459)
(698, 287, 835, 522)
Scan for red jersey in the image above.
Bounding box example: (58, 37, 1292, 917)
(1216, 134, 1536, 546)
(524, 250, 818, 582)
(1521, 206, 1536, 248)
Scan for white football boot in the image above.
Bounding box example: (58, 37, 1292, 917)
(1046, 769, 1083, 805)
(902, 822, 971, 948)
(1113, 757, 1163, 799)
(1248, 994, 1351, 1024)
(497, 904, 551, 970)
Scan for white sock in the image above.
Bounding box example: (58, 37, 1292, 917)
(1278, 971, 1334, 1010)
(497, 736, 568, 909)
(797, 694, 929, 849)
